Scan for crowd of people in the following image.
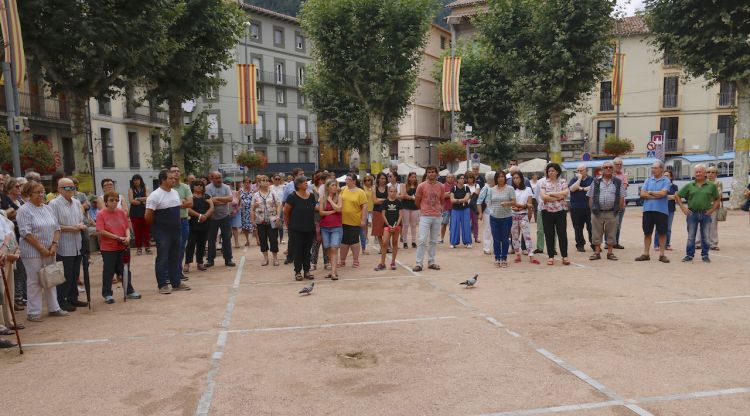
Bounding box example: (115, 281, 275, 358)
(1, 159, 749, 349)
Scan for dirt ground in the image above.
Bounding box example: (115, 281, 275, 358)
(2, 209, 749, 416)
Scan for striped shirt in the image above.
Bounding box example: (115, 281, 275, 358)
(49, 195, 83, 256)
(17, 202, 60, 258)
(487, 186, 516, 218)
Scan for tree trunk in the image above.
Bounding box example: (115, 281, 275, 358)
(358, 147, 370, 178)
(368, 112, 384, 174)
(729, 79, 750, 209)
(69, 93, 90, 174)
(549, 109, 563, 164)
(168, 96, 185, 172)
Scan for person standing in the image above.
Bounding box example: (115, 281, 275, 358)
(168, 166, 194, 276)
(532, 173, 546, 254)
(612, 157, 628, 249)
(1, 177, 27, 309)
(339, 174, 368, 268)
(96, 191, 140, 303)
(228, 185, 242, 249)
(539, 163, 570, 265)
(480, 171, 516, 267)
(696, 166, 723, 250)
(375, 186, 402, 271)
(97, 178, 128, 212)
(49, 177, 88, 311)
(270, 174, 286, 244)
(371, 173, 388, 252)
(251, 175, 282, 267)
(239, 178, 255, 247)
(284, 176, 317, 281)
(319, 179, 343, 280)
(282, 168, 306, 264)
(449, 174, 472, 248)
(477, 171, 496, 255)
(587, 161, 625, 261)
(635, 161, 671, 263)
(654, 170, 678, 252)
(676, 164, 720, 263)
(17, 181, 67, 322)
(186, 180, 214, 272)
(439, 173, 455, 244)
(205, 171, 235, 268)
(146, 170, 191, 294)
(400, 172, 420, 249)
(413, 166, 444, 272)
(466, 173, 481, 244)
(360, 174, 374, 254)
(128, 174, 151, 255)
(568, 164, 594, 252)
(510, 171, 539, 264)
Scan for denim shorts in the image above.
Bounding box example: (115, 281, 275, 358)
(320, 226, 343, 248)
(441, 210, 451, 225)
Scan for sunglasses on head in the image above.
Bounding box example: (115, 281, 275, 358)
(60, 186, 76, 191)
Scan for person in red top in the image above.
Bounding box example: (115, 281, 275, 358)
(96, 191, 140, 304)
(439, 173, 455, 244)
(414, 166, 444, 272)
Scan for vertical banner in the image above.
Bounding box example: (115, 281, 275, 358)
(0, 0, 26, 86)
(442, 56, 461, 112)
(237, 64, 258, 125)
(611, 50, 625, 106)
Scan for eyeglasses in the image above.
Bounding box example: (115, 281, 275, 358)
(602, 166, 614, 169)
(59, 186, 76, 191)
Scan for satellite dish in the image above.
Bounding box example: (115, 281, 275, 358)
(182, 100, 196, 113)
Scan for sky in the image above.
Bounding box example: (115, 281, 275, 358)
(618, 0, 645, 16)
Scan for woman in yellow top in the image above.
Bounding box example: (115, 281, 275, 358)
(339, 174, 368, 268)
(360, 174, 374, 254)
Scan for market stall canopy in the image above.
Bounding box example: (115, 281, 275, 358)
(337, 173, 359, 182)
(439, 161, 492, 176)
(383, 162, 426, 176)
(517, 158, 548, 173)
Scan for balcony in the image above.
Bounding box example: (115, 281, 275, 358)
(665, 137, 684, 153)
(124, 105, 169, 125)
(723, 133, 734, 151)
(207, 129, 231, 143)
(599, 97, 614, 112)
(251, 130, 272, 144)
(296, 131, 317, 145)
(0, 92, 70, 123)
(660, 94, 681, 110)
(257, 70, 300, 88)
(718, 92, 736, 108)
(276, 134, 293, 145)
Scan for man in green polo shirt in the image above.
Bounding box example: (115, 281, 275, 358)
(675, 164, 719, 263)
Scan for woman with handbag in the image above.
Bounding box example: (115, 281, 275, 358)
(97, 191, 140, 304)
(16, 181, 67, 322)
(250, 175, 282, 267)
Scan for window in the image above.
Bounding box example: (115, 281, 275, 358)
(277, 116, 287, 140)
(127, 131, 140, 168)
(299, 150, 309, 163)
(278, 149, 288, 163)
(275, 62, 284, 84)
(150, 132, 160, 156)
(276, 88, 286, 105)
(719, 82, 736, 107)
(602, 46, 614, 71)
(298, 93, 306, 108)
(718, 115, 735, 150)
(440, 36, 446, 49)
(663, 50, 678, 66)
(660, 117, 679, 151)
(662, 75, 679, 108)
(101, 128, 114, 168)
(273, 27, 284, 47)
(205, 86, 217, 100)
(599, 81, 614, 111)
(255, 114, 265, 139)
(298, 118, 308, 139)
(250, 22, 261, 41)
(297, 65, 305, 86)
(252, 57, 262, 79)
(98, 98, 111, 116)
(596, 120, 614, 154)
(207, 114, 219, 134)
(295, 32, 305, 51)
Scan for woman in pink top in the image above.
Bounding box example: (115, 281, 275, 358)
(319, 179, 343, 280)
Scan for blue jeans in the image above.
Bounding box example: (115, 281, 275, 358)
(449, 209, 471, 246)
(490, 216, 512, 261)
(615, 206, 625, 244)
(321, 226, 343, 249)
(686, 212, 711, 258)
(152, 224, 182, 289)
(654, 210, 675, 248)
(177, 218, 189, 274)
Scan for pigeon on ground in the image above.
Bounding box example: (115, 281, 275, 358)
(459, 274, 479, 288)
(299, 282, 315, 295)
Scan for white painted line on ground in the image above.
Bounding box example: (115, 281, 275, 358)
(570, 262, 587, 269)
(480, 399, 624, 416)
(449, 293, 477, 310)
(656, 294, 750, 304)
(249, 274, 416, 286)
(711, 253, 737, 259)
(195, 254, 246, 416)
(25, 338, 111, 347)
(396, 258, 420, 276)
(226, 316, 458, 334)
(636, 386, 750, 403)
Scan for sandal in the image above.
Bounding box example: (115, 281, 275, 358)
(136, 248, 143, 255)
(412, 265, 423, 272)
(562, 258, 571, 265)
(514, 255, 521, 263)
(304, 272, 315, 280)
(14, 303, 25, 311)
(500, 261, 508, 268)
(589, 253, 601, 260)
(295, 273, 303, 281)
(352, 260, 360, 268)
(390, 263, 397, 270)
(145, 248, 152, 254)
(10, 323, 25, 330)
(0, 328, 13, 336)
(530, 257, 540, 264)
(547, 259, 555, 266)
(338, 260, 346, 267)
(183, 264, 190, 274)
(273, 259, 280, 266)
(332, 273, 339, 281)
(428, 264, 441, 270)
(607, 253, 618, 261)
(325, 273, 333, 279)
(261, 259, 269, 266)
(634, 254, 651, 261)
(374, 263, 386, 271)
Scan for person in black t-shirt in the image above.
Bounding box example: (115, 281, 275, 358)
(283, 176, 318, 281)
(375, 186, 402, 271)
(449, 174, 472, 248)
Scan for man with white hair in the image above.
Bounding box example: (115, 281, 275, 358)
(472, 163, 485, 188)
(675, 164, 719, 263)
(635, 161, 671, 263)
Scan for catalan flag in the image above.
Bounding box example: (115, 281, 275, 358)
(0, 0, 26, 87)
(611, 50, 625, 106)
(442, 56, 461, 112)
(237, 64, 258, 125)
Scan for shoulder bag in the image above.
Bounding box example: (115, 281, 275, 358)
(38, 261, 65, 289)
(716, 199, 727, 221)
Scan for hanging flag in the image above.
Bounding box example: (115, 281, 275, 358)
(0, 0, 26, 87)
(237, 64, 258, 125)
(442, 56, 461, 112)
(611, 50, 625, 106)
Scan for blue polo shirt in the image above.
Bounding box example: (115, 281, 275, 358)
(568, 176, 593, 209)
(641, 176, 670, 215)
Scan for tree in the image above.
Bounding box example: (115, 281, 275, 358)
(18, 0, 178, 174)
(645, 0, 750, 209)
(301, 0, 438, 173)
(479, 0, 615, 163)
(146, 0, 245, 172)
(147, 111, 218, 174)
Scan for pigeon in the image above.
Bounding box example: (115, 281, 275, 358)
(459, 274, 478, 288)
(299, 282, 315, 295)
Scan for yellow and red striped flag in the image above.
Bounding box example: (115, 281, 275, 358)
(0, 0, 26, 87)
(237, 64, 258, 125)
(442, 56, 461, 112)
(611, 50, 625, 106)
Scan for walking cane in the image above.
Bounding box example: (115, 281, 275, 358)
(1, 266, 23, 354)
(122, 240, 131, 303)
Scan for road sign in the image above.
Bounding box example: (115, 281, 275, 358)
(646, 141, 656, 151)
(646, 150, 656, 158)
(219, 163, 239, 171)
(471, 153, 480, 162)
(582, 152, 591, 161)
(651, 134, 663, 144)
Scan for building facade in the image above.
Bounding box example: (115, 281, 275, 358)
(192, 3, 318, 175)
(391, 24, 452, 167)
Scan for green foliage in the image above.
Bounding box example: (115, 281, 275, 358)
(603, 134, 634, 157)
(147, 111, 217, 174)
(437, 141, 466, 162)
(0, 129, 57, 174)
(236, 151, 268, 170)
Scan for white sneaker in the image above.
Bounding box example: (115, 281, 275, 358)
(466, 244, 472, 249)
(78, 285, 85, 293)
(450, 245, 456, 249)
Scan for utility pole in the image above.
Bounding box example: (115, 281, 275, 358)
(2, 0, 22, 176)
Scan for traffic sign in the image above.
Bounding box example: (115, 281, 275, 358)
(652, 134, 663, 144)
(646, 141, 656, 151)
(582, 152, 591, 161)
(471, 153, 480, 162)
(219, 163, 239, 171)
(646, 150, 656, 158)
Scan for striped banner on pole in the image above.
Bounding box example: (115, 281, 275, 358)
(442, 56, 461, 112)
(611, 51, 625, 106)
(0, 0, 26, 87)
(237, 64, 258, 125)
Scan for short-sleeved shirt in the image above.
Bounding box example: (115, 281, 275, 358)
(146, 187, 182, 230)
(416, 181, 444, 217)
(96, 208, 129, 252)
(641, 176, 671, 215)
(363, 187, 374, 211)
(587, 177, 626, 211)
(539, 178, 569, 212)
(205, 182, 231, 219)
(614, 171, 629, 189)
(383, 198, 402, 227)
(49, 195, 84, 257)
(677, 181, 719, 211)
(568, 176, 593, 209)
(285, 192, 317, 232)
(487, 186, 516, 218)
(17, 203, 60, 258)
(174, 182, 192, 219)
(513, 187, 534, 214)
(442, 182, 454, 211)
(340, 187, 368, 226)
(451, 185, 470, 210)
(252, 190, 280, 225)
